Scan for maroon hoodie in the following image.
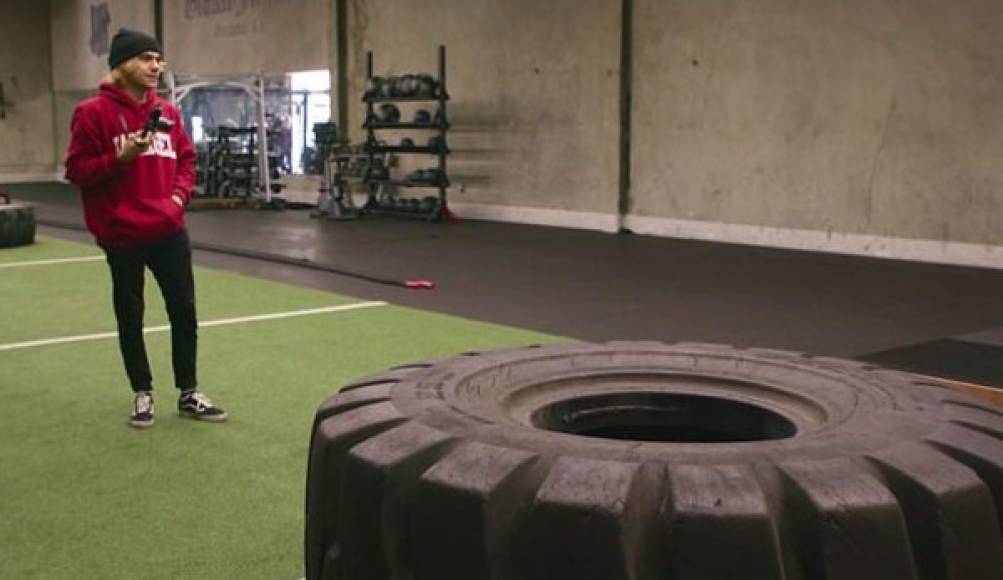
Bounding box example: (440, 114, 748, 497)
(65, 82, 195, 248)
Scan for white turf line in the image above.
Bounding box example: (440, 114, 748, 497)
(0, 301, 388, 352)
(0, 255, 105, 268)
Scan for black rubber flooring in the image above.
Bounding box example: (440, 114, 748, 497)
(862, 339, 1003, 387)
(8, 182, 1003, 387)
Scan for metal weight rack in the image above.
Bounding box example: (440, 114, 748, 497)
(361, 46, 450, 221)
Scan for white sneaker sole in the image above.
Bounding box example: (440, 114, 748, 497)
(178, 410, 228, 422)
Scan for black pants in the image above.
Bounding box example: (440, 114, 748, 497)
(103, 229, 198, 393)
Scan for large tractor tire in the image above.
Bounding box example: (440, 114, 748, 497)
(305, 342, 1003, 580)
(0, 201, 36, 247)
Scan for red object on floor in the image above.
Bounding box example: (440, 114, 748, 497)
(405, 280, 435, 289)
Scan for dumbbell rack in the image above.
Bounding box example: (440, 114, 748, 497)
(361, 46, 450, 221)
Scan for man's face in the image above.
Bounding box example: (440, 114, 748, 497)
(119, 51, 165, 89)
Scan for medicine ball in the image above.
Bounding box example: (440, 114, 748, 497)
(380, 76, 397, 98)
(364, 76, 383, 99)
(413, 109, 432, 124)
(416, 74, 436, 98)
(377, 103, 401, 123)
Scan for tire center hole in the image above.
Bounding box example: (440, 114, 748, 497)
(530, 392, 798, 443)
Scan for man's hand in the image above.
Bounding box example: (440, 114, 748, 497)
(170, 193, 185, 208)
(116, 130, 152, 164)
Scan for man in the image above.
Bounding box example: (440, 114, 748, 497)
(65, 28, 226, 428)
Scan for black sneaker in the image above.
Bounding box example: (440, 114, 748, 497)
(178, 390, 228, 422)
(130, 391, 155, 429)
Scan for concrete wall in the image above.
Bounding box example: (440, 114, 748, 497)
(50, 0, 154, 92)
(16, 0, 1003, 267)
(0, 1, 55, 179)
(345, 0, 622, 229)
(48, 0, 155, 169)
(164, 0, 331, 75)
(629, 0, 1003, 262)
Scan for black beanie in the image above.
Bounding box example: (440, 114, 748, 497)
(107, 28, 161, 69)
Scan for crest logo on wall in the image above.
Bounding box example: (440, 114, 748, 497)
(89, 2, 111, 56)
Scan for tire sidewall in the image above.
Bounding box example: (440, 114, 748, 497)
(386, 343, 950, 465)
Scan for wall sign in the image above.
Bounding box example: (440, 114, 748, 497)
(89, 2, 111, 57)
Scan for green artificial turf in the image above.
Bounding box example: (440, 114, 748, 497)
(0, 237, 359, 345)
(0, 235, 103, 262)
(0, 236, 566, 579)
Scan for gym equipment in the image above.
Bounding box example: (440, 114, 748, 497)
(395, 75, 418, 97)
(168, 73, 285, 206)
(306, 342, 1003, 580)
(413, 109, 432, 124)
(311, 122, 359, 221)
(364, 76, 383, 100)
(407, 168, 442, 183)
(376, 103, 401, 124)
(379, 76, 397, 98)
(361, 46, 451, 222)
(313, 122, 338, 145)
(419, 196, 438, 213)
(198, 126, 284, 200)
(367, 155, 391, 180)
(0, 192, 35, 247)
(414, 74, 439, 98)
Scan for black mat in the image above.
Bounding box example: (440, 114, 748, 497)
(959, 326, 1003, 349)
(10, 182, 1003, 384)
(861, 339, 1003, 388)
